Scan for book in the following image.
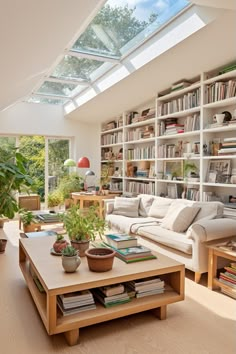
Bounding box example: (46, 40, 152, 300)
(129, 277, 162, 287)
(59, 290, 93, 304)
(25, 230, 57, 238)
(57, 300, 96, 316)
(114, 245, 152, 257)
(136, 288, 164, 298)
(105, 233, 138, 249)
(115, 253, 157, 263)
(131, 280, 165, 292)
(100, 284, 125, 297)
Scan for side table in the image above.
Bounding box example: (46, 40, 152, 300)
(207, 237, 236, 290)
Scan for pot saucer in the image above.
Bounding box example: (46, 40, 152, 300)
(50, 248, 62, 256)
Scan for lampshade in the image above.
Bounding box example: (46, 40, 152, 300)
(85, 170, 95, 176)
(64, 159, 76, 167)
(77, 157, 90, 168)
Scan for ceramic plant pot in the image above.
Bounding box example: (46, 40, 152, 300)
(62, 254, 81, 273)
(0, 239, 7, 254)
(85, 247, 116, 272)
(53, 240, 69, 253)
(71, 240, 90, 257)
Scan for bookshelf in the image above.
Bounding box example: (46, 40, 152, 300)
(100, 62, 236, 201)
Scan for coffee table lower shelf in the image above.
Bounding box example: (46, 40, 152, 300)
(19, 238, 184, 346)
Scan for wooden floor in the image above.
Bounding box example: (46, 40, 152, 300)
(1, 221, 236, 354)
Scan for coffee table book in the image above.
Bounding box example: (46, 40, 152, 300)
(105, 233, 138, 249)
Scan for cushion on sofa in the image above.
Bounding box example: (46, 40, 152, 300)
(138, 194, 154, 217)
(148, 197, 173, 218)
(161, 202, 201, 232)
(191, 201, 224, 222)
(112, 197, 140, 217)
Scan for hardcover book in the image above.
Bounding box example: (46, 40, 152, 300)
(105, 233, 137, 249)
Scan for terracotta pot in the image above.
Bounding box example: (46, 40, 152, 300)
(85, 247, 116, 272)
(53, 240, 69, 253)
(62, 254, 81, 273)
(0, 239, 7, 254)
(23, 223, 41, 233)
(71, 240, 90, 257)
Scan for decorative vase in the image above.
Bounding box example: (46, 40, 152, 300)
(53, 240, 69, 253)
(0, 239, 7, 254)
(85, 248, 116, 272)
(62, 254, 81, 273)
(71, 240, 90, 257)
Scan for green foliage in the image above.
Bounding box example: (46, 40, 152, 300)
(184, 162, 198, 177)
(56, 234, 65, 242)
(47, 190, 63, 208)
(19, 209, 38, 225)
(0, 146, 33, 219)
(61, 245, 78, 257)
(61, 205, 107, 241)
(57, 173, 83, 200)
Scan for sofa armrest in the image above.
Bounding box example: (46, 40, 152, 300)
(187, 218, 236, 243)
(103, 200, 115, 215)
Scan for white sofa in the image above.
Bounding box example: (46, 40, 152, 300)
(105, 194, 236, 282)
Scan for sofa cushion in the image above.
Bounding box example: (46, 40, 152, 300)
(138, 194, 154, 217)
(112, 197, 140, 217)
(106, 214, 158, 234)
(161, 202, 201, 232)
(191, 201, 224, 222)
(136, 225, 192, 254)
(148, 197, 173, 218)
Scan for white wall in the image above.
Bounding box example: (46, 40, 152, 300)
(0, 102, 101, 178)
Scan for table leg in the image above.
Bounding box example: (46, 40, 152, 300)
(152, 305, 167, 320)
(64, 328, 79, 346)
(208, 249, 217, 289)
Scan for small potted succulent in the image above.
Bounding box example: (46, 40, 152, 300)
(53, 234, 69, 254)
(61, 245, 81, 273)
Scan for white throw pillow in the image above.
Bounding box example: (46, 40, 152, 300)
(113, 197, 140, 217)
(148, 197, 173, 218)
(161, 203, 201, 233)
(138, 194, 154, 217)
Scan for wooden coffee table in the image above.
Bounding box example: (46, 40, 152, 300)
(19, 237, 185, 346)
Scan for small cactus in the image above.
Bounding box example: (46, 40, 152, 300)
(61, 245, 78, 257)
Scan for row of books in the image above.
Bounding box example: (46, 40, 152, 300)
(126, 181, 155, 195)
(218, 263, 236, 299)
(101, 131, 123, 145)
(205, 80, 236, 103)
(126, 277, 165, 298)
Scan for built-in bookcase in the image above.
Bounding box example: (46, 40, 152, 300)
(100, 62, 236, 202)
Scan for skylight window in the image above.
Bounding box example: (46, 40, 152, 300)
(27, 0, 191, 108)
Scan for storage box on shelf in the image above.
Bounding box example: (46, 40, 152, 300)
(100, 63, 236, 201)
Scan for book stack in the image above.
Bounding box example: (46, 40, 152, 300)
(218, 137, 236, 155)
(36, 213, 61, 223)
(126, 277, 165, 298)
(164, 123, 184, 135)
(104, 234, 156, 263)
(92, 284, 130, 308)
(219, 263, 236, 299)
(57, 290, 96, 316)
(171, 80, 191, 92)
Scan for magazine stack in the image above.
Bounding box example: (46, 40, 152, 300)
(126, 277, 165, 298)
(92, 283, 130, 308)
(57, 290, 96, 316)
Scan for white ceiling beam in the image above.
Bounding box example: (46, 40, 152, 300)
(31, 93, 71, 100)
(69, 50, 120, 64)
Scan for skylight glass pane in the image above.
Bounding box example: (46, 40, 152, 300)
(72, 0, 189, 59)
(51, 55, 104, 81)
(36, 81, 84, 97)
(28, 96, 69, 105)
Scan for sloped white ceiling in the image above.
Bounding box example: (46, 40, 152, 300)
(0, 0, 102, 111)
(0, 0, 235, 115)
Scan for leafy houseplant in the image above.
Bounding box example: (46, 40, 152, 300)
(61, 205, 107, 256)
(19, 209, 41, 232)
(47, 190, 63, 210)
(0, 146, 33, 221)
(61, 245, 81, 273)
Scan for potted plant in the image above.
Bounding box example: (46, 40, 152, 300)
(61, 205, 107, 256)
(85, 247, 116, 272)
(19, 208, 42, 232)
(61, 245, 81, 273)
(184, 161, 199, 181)
(47, 190, 63, 211)
(57, 173, 83, 209)
(53, 234, 69, 254)
(0, 146, 33, 252)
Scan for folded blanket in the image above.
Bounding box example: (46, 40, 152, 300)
(130, 221, 160, 234)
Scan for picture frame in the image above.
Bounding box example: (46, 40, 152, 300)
(164, 160, 183, 180)
(207, 159, 231, 183)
